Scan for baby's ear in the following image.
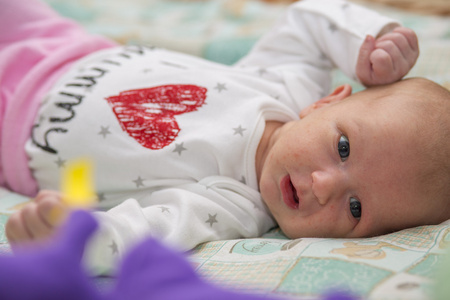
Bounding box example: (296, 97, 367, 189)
(299, 84, 352, 118)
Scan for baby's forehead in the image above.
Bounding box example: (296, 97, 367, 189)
(339, 93, 426, 156)
(344, 84, 426, 118)
(357, 78, 449, 108)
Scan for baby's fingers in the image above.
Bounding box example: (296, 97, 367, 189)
(371, 40, 407, 77)
(356, 35, 376, 86)
(376, 31, 417, 67)
(394, 27, 419, 67)
(5, 193, 68, 246)
(392, 27, 419, 53)
(22, 202, 53, 239)
(5, 211, 32, 243)
(35, 193, 69, 226)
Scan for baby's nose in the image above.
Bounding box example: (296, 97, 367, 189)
(311, 169, 347, 206)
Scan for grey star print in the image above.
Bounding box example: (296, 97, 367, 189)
(98, 126, 111, 138)
(55, 157, 66, 168)
(173, 142, 187, 156)
(205, 213, 218, 227)
(233, 125, 246, 136)
(133, 176, 145, 188)
(159, 206, 170, 213)
(258, 68, 267, 76)
(329, 22, 338, 32)
(109, 240, 119, 254)
(214, 83, 227, 93)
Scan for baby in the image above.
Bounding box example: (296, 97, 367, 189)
(259, 78, 450, 239)
(3, 0, 449, 273)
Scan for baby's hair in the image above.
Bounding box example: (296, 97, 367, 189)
(363, 78, 450, 225)
(405, 78, 450, 223)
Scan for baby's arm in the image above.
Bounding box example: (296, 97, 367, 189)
(356, 26, 419, 86)
(82, 181, 274, 275)
(236, 0, 405, 111)
(5, 190, 69, 246)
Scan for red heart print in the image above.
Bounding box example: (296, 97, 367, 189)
(105, 84, 207, 149)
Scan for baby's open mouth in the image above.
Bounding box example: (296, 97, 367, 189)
(281, 175, 299, 209)
(290, 180, 300, 204)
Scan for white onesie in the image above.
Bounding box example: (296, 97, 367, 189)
(25, 0, 398, 274)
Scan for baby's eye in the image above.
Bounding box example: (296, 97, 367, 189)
(349, 197, 361, 219)
(338, 135, 350, 162)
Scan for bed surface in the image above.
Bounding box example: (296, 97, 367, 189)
(1, 189, 449, 299)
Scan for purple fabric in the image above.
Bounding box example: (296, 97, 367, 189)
(0, 211, 101, 300)
(0, 210, 357, 300)
(0, 211, 272, 300)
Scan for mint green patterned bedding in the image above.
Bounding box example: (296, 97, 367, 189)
(44, 0, 289, 65)
(1, 190, 449, 299)
(191, 224, 450, 299)
(5, 1, 450, 299)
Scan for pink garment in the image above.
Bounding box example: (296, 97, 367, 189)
(0, 0, 116, 196)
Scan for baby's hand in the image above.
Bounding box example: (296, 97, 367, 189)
(5, 190, 69, 247)
(356, 27, 419, 86)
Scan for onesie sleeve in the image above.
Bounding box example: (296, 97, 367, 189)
(236, 0, 399, 106)
(82, 177, 275, 275)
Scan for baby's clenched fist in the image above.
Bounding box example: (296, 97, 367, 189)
(357, 27, 419, 86)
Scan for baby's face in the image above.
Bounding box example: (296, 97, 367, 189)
(259, 87, 438, 239)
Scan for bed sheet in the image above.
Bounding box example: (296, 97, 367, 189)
(0, 188, 449, 299)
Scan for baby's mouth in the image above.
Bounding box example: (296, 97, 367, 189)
(281, 175, 300, 209)
(290, 180, 300, 205)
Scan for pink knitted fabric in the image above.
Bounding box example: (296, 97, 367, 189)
(0, 0, 116, 196)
